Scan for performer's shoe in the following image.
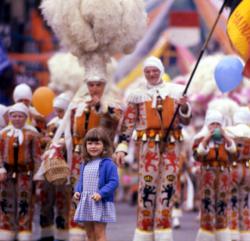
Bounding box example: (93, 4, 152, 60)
(38, 237, 54, 241)
(172, 217, 180, 229)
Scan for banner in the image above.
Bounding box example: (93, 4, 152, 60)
(168, 11, 200, 47)
(227, 0, 250, 77)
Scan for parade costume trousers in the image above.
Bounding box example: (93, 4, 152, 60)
(40, 181, 71, 240)
(133, 141, 178, 241)
(196, 166, 230, 241)
(229, 163, 250, 241)
(0, 173, 34, 241)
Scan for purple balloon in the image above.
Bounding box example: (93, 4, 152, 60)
(214, 56, 244, 93)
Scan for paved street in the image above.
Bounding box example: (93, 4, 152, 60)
(107, 203, 199, 241)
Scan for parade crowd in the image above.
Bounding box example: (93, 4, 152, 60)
(0, 56, 250, 241)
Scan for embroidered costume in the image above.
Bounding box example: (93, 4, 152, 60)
(117, 73, 191, 241)
(39, 93, 72, 241)
(227, 108, 250, 241)
(193, 110, 236, 241)
(0, 123, 41, 241)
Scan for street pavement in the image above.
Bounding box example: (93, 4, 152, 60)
(107, 203, 199, 241)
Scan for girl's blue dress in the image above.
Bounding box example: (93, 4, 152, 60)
(74, 158, 116, 223)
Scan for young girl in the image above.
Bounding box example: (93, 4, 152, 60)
(73, 127, 119, 241)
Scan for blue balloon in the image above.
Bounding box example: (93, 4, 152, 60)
(214, 56, 244, 93)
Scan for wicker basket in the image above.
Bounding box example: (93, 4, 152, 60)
(44, 157, 70, 186)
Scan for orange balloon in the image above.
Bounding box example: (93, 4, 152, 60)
(32, 87, 55, 116)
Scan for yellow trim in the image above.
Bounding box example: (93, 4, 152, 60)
(199, 228, 214, 235)
(154, 228, 172, 233)
(135, 228, 153, 234)
(17, 231, 32, 235)
(240, 231, 250, 234)
(215, 228, 229, 232)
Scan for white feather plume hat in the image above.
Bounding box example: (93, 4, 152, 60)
(48, 52, 85, 93)
(208, 98, 239, 126)
(84, 62, 108, 83)
(233, 107, 250, 125)
(40, 0, 147, 83)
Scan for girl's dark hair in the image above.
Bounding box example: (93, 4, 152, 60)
(82, 127, 113, 162)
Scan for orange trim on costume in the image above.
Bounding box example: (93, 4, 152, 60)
(145, 101, 162, 129)
(88, 111, 100, 129)
(6, 133, 15, 165)
(145, 97, 175, 129)
(218, 144, 229, 162)
(162, 97, 175, 128)
(205, 143, 229, 165)
(75, 115, 86, 139)
(74, 110, 101, 144)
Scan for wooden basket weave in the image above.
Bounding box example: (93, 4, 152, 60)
(44, 157, 70, 186)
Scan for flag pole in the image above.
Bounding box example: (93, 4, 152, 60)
(163, 0, 228, 143)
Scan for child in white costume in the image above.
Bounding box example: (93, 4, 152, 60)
(193, 110, 236, 241)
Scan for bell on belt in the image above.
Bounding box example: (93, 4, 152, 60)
(132, 130, 138, 141)
(220, 166, 224, 172)
(246, 161, 249, 168)
(232, 161, 237, 167)
(49, 132, 54, 138)
(169, 135, 175, 144)
(74, 145, 81, 153)
(142, 133, 147, 142)
(12, 172, 16, 179)
(155, 134, 160, 142)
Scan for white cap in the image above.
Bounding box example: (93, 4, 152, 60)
(233, 107, 250, 125)
(0, 104, 8, 128)
(53, 92, 71, 111)
(143, 56, 164, 74)
(9, 103, 29, 117)
(205, 110, 224, 126)
(13, 83, 32, 103)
